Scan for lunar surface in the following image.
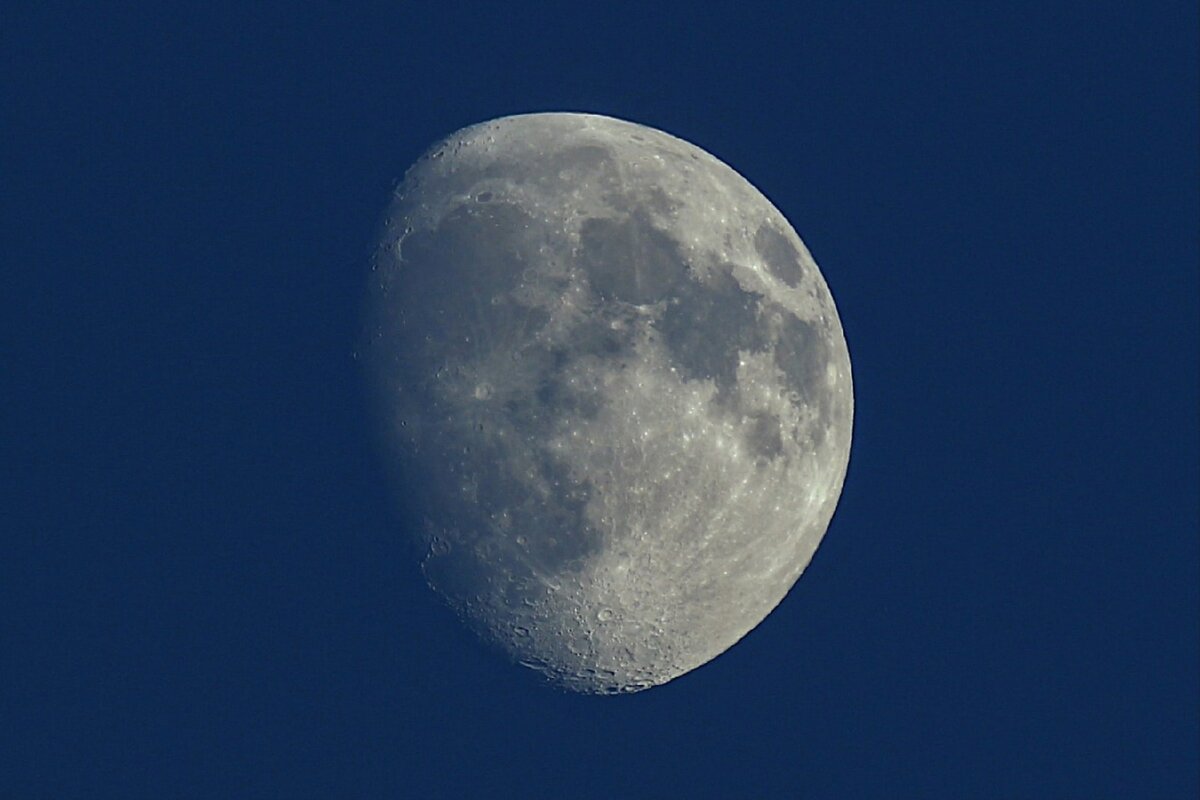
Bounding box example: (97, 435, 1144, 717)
(364, 113, 853, 693)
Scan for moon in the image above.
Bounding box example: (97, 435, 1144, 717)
(364, 112, 853, 694)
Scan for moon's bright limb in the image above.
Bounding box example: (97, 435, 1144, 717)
(364, 113, 853, 693)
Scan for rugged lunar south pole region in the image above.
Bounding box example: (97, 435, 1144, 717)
(364, 112, 853, 694)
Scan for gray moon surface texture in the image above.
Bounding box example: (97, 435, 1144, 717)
(364, 112, 853, 694)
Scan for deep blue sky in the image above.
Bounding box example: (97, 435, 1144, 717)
(6, 2, 1197, 797)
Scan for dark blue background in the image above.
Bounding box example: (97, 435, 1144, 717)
(6, 2, 1197, 797)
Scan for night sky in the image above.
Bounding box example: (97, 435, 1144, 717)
(6, 2, 1198, 797)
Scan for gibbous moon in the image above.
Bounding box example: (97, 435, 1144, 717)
(364, 113, 853, 693)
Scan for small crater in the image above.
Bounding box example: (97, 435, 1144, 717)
(475, 191, 494, 202)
